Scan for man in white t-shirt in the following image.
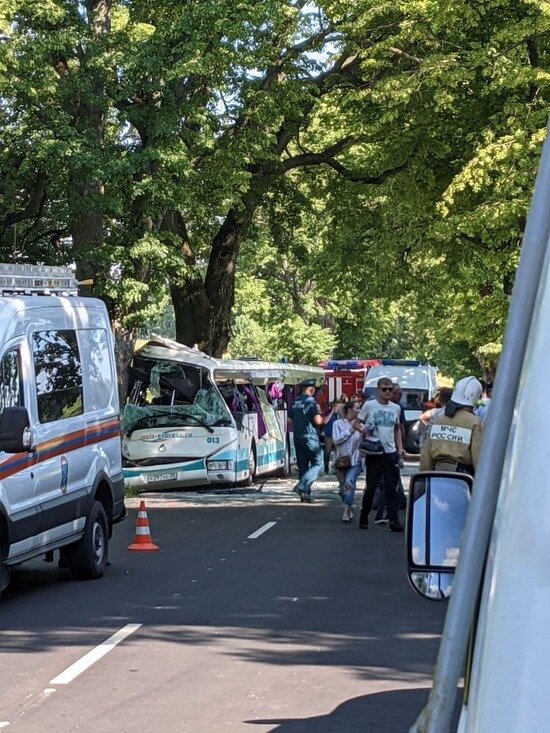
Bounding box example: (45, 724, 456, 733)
(353, 377, 405, 531)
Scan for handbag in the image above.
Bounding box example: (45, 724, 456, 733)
(334, 454, 352, 470)
(359, 436, 384, 456)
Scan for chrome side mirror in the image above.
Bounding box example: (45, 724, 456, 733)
(406, 472, 473, 601)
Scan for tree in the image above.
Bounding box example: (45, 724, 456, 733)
(250, 0, 550, 374)
(0, 0, 412, 359)
(1, 0, 549, 381)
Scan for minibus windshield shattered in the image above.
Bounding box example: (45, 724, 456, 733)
(122, 358, 233, 435)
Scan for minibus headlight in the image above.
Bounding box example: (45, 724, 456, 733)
(207, 460, 234, 471)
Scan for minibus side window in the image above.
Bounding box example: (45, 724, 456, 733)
(32, 330, 83, 423)
(0, 350, 22, 415)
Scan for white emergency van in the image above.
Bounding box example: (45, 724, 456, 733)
(0, 264, 125, 597)
(405, 121, 550, 732)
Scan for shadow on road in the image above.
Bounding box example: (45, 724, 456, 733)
(246, 688, 430, 731)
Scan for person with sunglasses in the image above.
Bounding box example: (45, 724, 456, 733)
(353, 377, 405, 531)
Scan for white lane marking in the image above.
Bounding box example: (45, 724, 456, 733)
(0, 722, 10, 728)
(247, 521, 277, 539)
(49, 623, 142, 685)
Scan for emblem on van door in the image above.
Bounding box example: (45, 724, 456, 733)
(60, 456, 68, 494)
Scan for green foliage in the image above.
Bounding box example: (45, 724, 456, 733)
(1, 0, 549, 372)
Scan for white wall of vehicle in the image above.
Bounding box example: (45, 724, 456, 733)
(460, 236, 550, 732)
(363, 364, 437, 393)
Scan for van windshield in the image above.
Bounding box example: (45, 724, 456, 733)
(361, 387, 429, 412)
(122, 358, 233, 435)
(400, 389, 429, 411)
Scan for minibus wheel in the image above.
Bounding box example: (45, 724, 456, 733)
(68, 501, 109, 580)
(246, 445, 256, 486)
(276, 439, 291, 477)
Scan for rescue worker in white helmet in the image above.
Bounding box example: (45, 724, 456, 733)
(420, 376, 484, 475)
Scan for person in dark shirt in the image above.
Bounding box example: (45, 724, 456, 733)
(290, 379, 324, 502)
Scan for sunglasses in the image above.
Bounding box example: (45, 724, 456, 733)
(380, 386, 393, 392)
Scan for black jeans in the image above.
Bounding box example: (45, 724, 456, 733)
(361, 452, 399, 525)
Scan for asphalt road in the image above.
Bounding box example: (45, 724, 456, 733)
(0, 470, 447, 732)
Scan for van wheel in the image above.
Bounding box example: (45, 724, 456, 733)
(69, 501, 109, 580)
(0, 561, 10, 599)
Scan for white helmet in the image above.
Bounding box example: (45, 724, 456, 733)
(451, 376, 483, 407)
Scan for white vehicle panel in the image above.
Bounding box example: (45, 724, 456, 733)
(122, 427, 238, 461)
(462, 238, 550, 731)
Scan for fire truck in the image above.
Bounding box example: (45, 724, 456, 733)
(317, 359, 380, 408)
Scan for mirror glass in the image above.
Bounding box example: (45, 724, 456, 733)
(409, 474, 471, 569)
(410, 571, 454, 601)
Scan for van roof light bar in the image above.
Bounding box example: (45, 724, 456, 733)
(0, 263, 78, 296)
(381, 359, 421, 366)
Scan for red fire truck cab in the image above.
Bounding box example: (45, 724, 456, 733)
(318, 359, 381, 409)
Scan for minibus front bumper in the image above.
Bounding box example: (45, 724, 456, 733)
(123, 458, 237, 489)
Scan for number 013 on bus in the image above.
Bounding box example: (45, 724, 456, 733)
(121, 336, 324, 489)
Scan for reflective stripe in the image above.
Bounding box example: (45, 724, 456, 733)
(135, 527, 150, 535)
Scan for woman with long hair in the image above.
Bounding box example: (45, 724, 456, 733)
(332, 402, 363, 522)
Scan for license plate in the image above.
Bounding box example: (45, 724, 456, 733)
(147, 471, 177, 484)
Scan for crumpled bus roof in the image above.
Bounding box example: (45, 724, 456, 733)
(135, 334, 325, 386)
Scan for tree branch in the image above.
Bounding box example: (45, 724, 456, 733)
(323, 156, 411, 183)
(279, 136, 356, 172)
(281, 140, 413, 183)
(1, 173, 48, 230)
(389, 47, 422, 65)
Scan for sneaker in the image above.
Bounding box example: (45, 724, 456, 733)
(292, 483, 301, 495)
(301, 491, 314, 503)
(374, 511, 389, 525)
(342, 507, 351, 522)
(389, 521, 404, 533)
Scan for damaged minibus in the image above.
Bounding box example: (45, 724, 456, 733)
(121, 335, 324, 490)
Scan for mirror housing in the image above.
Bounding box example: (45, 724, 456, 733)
(0, 406, 32, 453)
(406, 471, 473, 601)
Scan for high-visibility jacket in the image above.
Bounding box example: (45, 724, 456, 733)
(420, 408, 483, 472)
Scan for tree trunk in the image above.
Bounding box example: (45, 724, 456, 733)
(112, 321, 136, 406)
(170, 279, 212, 348)
(172, 200, 257, 356)
(70, 182, 104, 284)
(67, 1, 111, 285)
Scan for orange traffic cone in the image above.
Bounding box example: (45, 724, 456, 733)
(127, 500, 159, 552)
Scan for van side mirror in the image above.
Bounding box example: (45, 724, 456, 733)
(406, 471, 473, 601)
(0, 406, 32, 453)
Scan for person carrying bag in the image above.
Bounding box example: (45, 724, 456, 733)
(352, 378, 405, 532)
(332, 402, 363, 522)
